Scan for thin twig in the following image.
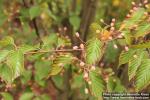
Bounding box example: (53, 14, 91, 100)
(25, 49, 83, 54)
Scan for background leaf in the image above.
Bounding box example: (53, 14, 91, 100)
(6, 50, 24, 80)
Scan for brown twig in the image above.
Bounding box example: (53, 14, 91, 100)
(24, 49, 84, 54)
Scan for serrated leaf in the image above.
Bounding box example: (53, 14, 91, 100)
(128, 50, 144, 81)
(19, 44, 36, 54)
(49, 64, 63, 76)
(29, 5, 41, 19)
(42, 33, 58, 49)
(87, 23, 102, 39)
(135, 59, 150, 91)
(130, 41, 150, 49)
(57, 36, 71, 47)
(69, 15, 80, 31)
(0, 64, 13, 83)
(20, 92, 34, 100)
(49, 53, 73, 76)
(107, 76, 126, 92)
(119, 49, 136, 66)
(122, 30, 132, 45)
(134, 22, 150, 38)
(0, 36, 14, 47)
(1, 92, 13, 100)
(0, 50, 10, 63)
(86, 38, 103, 64)
(6, 50, 24, 80)
(120, 8, 145, 30)
(89, 70, 105, 97)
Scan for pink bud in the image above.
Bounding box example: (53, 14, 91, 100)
(80, 44, 84, 49)
(73, 46, 78, 50)
(80, 61, 85, 66)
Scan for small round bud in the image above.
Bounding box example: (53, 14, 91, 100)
(110, 27, 115, 31)
(145, 4, 149, 8)
(91, 66, 96, 70)
(75, 32, 80, 37)
(144, 12, 148, 16)
(125, 46, 129, 51)
(80, 44, 84, 49)
(100, 19, 104, 23)
(133, 7, 138, 11)
(80, 61, 85, 66)
(83, 72, 88, 79)
(144, 0, 148, 4)
(131, 2, 135, 5)
(130, 10, 134, 13)
(112, 18, 116, 22)
(133, 54, 138, 58)
(139, 3, 142, 6)
(88, 81, 92, 85)
(110, 23, 114, 27)
(108, 36, 113, 40)
(84, 88, 89, 94)
(64, 27, 67, 31)
(113, 44, 118, 49)
(126, 14, 131, 18)
(73, 46, 78, 50)
(118, 35, 123, 38)
(96, 29, 100, 33)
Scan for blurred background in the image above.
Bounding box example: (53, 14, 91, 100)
(0, 0, 144, 100)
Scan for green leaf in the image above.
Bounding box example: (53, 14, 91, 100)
(57, 36, 71, 47)
(6, 50, 24, 80)
(19, 44, 36, 54)
(86, 38, 103, 64)
(42, 33, 58, 49)
(0, 64, 13, 83)
(0, 36, 14, 47)
(122, 30, 132, 45)
(134, 22, 150, 38)
(107, 76, 126, 92)
(119, 49, 136, 66)
(20, 92, 34, 100)
(29, 5, 41, 19)
(128, 50, 144, 80)
(135, 59, 150, 91)
(89, 70, 105, 97)
(130, 41, 150, 49)
(0, 50, 10, 63)
(121, 8, 145, 29)
(21, 70, 32, 84)
(69, 15, 80, 31)
(49, 53, 73, 76)
(1, 92, 13, 100)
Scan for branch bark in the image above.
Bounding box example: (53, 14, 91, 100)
(79, 0, 97, 41)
